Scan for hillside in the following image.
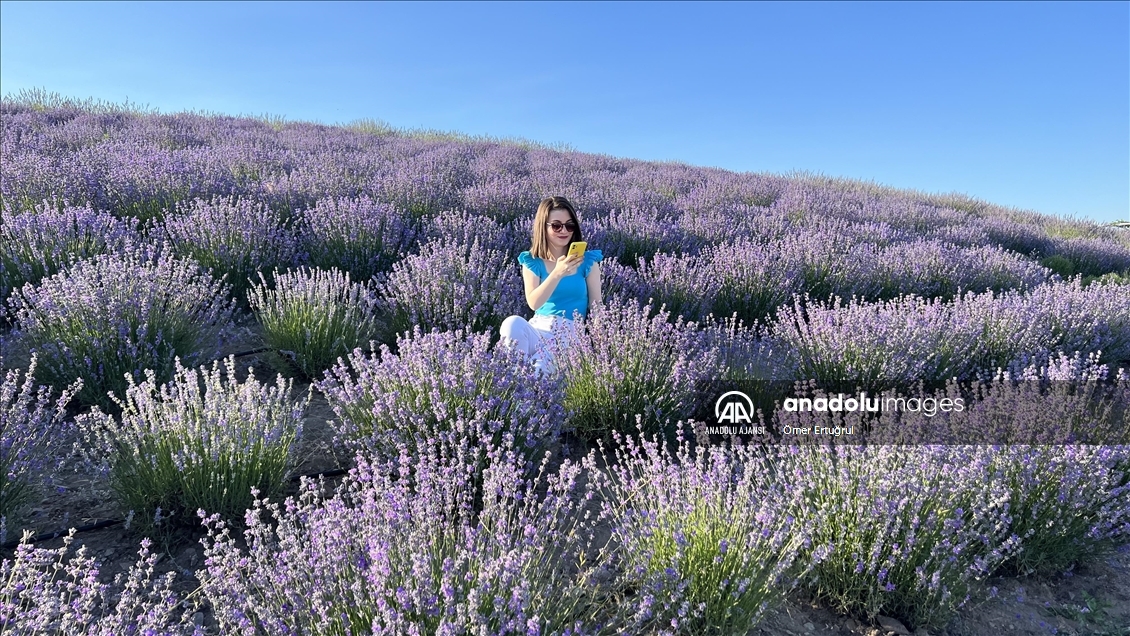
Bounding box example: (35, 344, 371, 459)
(2, 96, 1129, 636)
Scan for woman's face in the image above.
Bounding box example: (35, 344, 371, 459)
(546, 208, 576, 251)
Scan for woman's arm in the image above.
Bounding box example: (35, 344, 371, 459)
(586, 262, 602, 315)
(523, 255, 582, 311)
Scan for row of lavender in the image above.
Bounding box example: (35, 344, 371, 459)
(4, 334, 1128, 633)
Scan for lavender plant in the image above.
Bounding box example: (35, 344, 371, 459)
(0, 356, 80, 528)
(377, 237, 526, 338)
(1046, 236, 1130, 278)
(0, 204, 140, 302)
(588, 428, 814, 635)
(904, 351, 1129, 445)
(957, 278, 1130, 372)
(703, 238, 806, 324)
(460, 174, 541, 223)
(602, 253, 720, 323)
(554, 300, 722, 439)
(161, 196, 302, 304)
(0, 529, 200, 635)
(248, 267, 383, 380)
(317, 329, 563, 471)
(368, 143, 473, 219)
(869, 240, 1050, 300)
(198, 441, 601, 635)
(586, 208, 693, 267)
(694, 316, 796, 422)
(83, 356, 307, 532)
(988, 445, 1130, 577)
(99, 141, 240, 222)
(7, 248, 236, 409)
(771, 294, 981, 393)
(426, 209, 527, 257)
(783, 445, 1010, 630)
(299, 196, 419, 281)
(773, 278, 1130, 394)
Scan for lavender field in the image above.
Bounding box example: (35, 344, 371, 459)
(2, 94, 1130, 635)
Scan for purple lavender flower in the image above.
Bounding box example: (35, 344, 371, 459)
(378, 237, 526, 338)
(198, 439, 600, 635)
(586, 428, 811, 634)
(299, 196, 420, 281)
(554, 299, 723, 439)
(779, 445, 1012, 630)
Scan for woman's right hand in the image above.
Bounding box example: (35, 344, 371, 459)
(550, 254, 583, 279)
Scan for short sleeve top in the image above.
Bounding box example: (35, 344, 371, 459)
(518, 249, 603, 319)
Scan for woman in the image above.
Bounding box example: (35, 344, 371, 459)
(500, 196, 602, 374)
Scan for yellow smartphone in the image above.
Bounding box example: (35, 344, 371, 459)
(567, 241, 587, 259)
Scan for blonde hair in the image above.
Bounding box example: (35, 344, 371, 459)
(529, 196, 582, 260)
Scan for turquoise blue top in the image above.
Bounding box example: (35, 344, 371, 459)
(518, 249, 604, 319)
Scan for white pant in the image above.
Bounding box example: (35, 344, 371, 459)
(499, 314, 577, 374)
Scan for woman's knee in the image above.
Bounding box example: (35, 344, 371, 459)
(500, 315, 526, 340)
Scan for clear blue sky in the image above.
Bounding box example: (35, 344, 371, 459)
(2, 1, 1127, 224)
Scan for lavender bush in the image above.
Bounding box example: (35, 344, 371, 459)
(703, 238, 808, 324)
(958, 278, 1130, 372)
(772, 294, 979, 393)
(586, 208, 694, 267)
(299, 196, 419, 281)
(378, 237, 526, 338)
(695, 317, 797, 422)
(0, 204, 140, 303)
(460, 174, 541, 223)
(554, 300, 722, 439)
(99, 141, 240, 222)
(869, 240, 1050, 300)
(891, 351, 1130, 445)
(0, 356, 80, 529)
(988, 445, 1130, 577)
(248, 267, 383, 380)
(198, 441, 601, 635)
(368, 143, 474, 219)
(83, 356, 307, 532)
(161, 197, 302, 304)
(602, 253, 720, 323)
(426, 209, 527, 257)
(7, 248, 236, 409)
(588, 429, 814, 635)
(0, 529, 200, 635)
(1045, 236, 1130, 278)
(783, 445, 1010, 630)
(317, 329, 563, 471)
(774, 279, 1130, 394)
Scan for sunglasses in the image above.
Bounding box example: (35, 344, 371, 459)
(547, 221, 578, 233)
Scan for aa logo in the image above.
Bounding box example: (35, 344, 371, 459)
(714, 391, 754, 424)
